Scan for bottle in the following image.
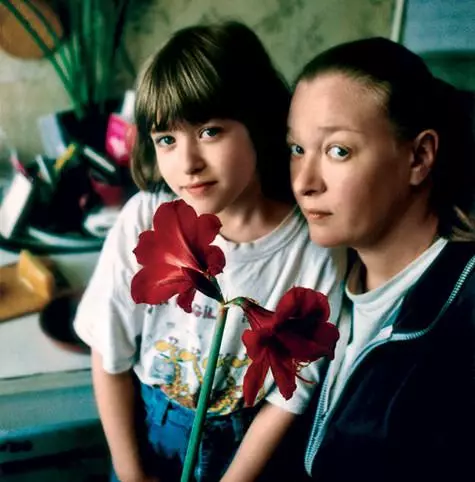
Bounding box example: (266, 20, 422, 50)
(104, 90, 136, 167)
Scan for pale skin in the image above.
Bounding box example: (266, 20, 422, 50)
(220, 403, 296, 482)
(92, 351, 161, 482)
(289, 73, 439, 291)
(151, 119, 292, 242)
(93, 119, 298, 481)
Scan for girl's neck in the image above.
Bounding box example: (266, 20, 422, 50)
(218, 196, 293, 243)
(356, 207, 439, 293)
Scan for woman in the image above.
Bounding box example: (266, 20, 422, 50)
(288, 37, 475, 482)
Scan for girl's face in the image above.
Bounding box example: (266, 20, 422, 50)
(289, 73, 416, 249)
(151, 119, 260, 217)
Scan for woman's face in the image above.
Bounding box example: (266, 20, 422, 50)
(289, 73, 416, 250)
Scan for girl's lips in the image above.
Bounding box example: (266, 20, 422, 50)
(184, 181, 217, 196)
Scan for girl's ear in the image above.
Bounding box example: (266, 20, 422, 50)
(409, 129, 439, 186)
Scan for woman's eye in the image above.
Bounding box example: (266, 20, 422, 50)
(289, 144, 304, 156)
(327, 145, 350, 160)
(155, 135, 175, 147)
(200, 127, 222, 138)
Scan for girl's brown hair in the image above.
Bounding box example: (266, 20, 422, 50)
(295, 37, 475, 241)
(132, 20, 293, 203)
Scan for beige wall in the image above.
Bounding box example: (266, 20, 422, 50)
(0, 0, 394, 160)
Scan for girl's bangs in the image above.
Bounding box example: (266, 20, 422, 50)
(145, 54, 236, 133)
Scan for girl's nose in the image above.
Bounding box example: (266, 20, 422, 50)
(181, 140, 205, 175)
(292, 156, 326, 197)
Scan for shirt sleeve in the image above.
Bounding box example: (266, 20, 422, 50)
(264, 247, 347, 414)
(265, 358, 326, 414)
(73, 192, 151, 374)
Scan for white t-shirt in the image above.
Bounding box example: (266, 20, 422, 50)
(74, 186, 346, 415)
(327, 237, 448, 409)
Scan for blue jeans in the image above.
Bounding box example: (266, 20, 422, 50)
(111, 382, 260, 482)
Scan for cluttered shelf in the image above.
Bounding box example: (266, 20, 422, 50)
(0, 91, 137, 256)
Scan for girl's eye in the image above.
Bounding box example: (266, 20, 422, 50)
(327, 145, 350, 160)
(200, 127, 222, 138)
(155, 135, 175, 147)
(289, 144, 304, 156)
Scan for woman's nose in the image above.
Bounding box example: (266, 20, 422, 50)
(291, 156, 326, 197)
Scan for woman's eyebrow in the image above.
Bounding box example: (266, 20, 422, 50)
(312, 125, 365, 135)
(287, 125, 364, 135)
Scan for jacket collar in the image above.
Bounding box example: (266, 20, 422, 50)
(392, 241, 475, 334)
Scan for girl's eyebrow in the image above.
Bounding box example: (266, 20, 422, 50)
(151, 126, 171, 135)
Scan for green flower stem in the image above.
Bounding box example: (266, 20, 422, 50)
(225, 296, 249, 308)
(181, 305, 229, 482)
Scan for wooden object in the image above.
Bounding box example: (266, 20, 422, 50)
(0, 0, 63, 59)
(0, 251, 69, 322)
(17, 249, 55, 299)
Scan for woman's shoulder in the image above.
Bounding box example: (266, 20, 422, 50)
(414, 241, 475, 319)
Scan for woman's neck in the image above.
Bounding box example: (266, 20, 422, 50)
(356, 208, 439, 292)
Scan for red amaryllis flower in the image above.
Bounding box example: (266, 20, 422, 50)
(131, 200, 225, 313)
(239, 287, 339, 405)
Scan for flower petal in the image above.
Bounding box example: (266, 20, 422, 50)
(195, 213, 222, 248)
(204, 245, 226, 276)
(131, 264, 191, 305)
(268, 350, 297, 400)
(176, 286, 197, 313)
(173, 201, 223, 273)
(275, 287, 330, 326)
(276, 321, 340, 361)
(181, 267, 224, 303)
(149, 200, 200, 269)
(241, 299, 275, 330)
(242, 328, 270, 361)
(131, 199, 227, 314)
(133, 230, 162, 266)
(242, 354, 270, 406)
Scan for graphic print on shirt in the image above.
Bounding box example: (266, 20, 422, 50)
(150, 336, 253, 413)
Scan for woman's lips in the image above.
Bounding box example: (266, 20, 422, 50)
(305, 209, 332, 221)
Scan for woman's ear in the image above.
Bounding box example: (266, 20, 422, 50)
(409, 129, 439, 186)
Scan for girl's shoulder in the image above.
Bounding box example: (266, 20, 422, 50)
(117, 182, 177, 233)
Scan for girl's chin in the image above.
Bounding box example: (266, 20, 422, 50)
(308, 230, 346, 248)
(181, 198, 222, 216)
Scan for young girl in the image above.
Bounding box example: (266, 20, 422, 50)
(74, 21, 344, 482)
(288, 37, 475, 482)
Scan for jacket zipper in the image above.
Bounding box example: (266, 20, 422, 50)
(304, 254, 475, 476)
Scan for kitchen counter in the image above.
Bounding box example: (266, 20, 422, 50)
(0, 248, 104, 467)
